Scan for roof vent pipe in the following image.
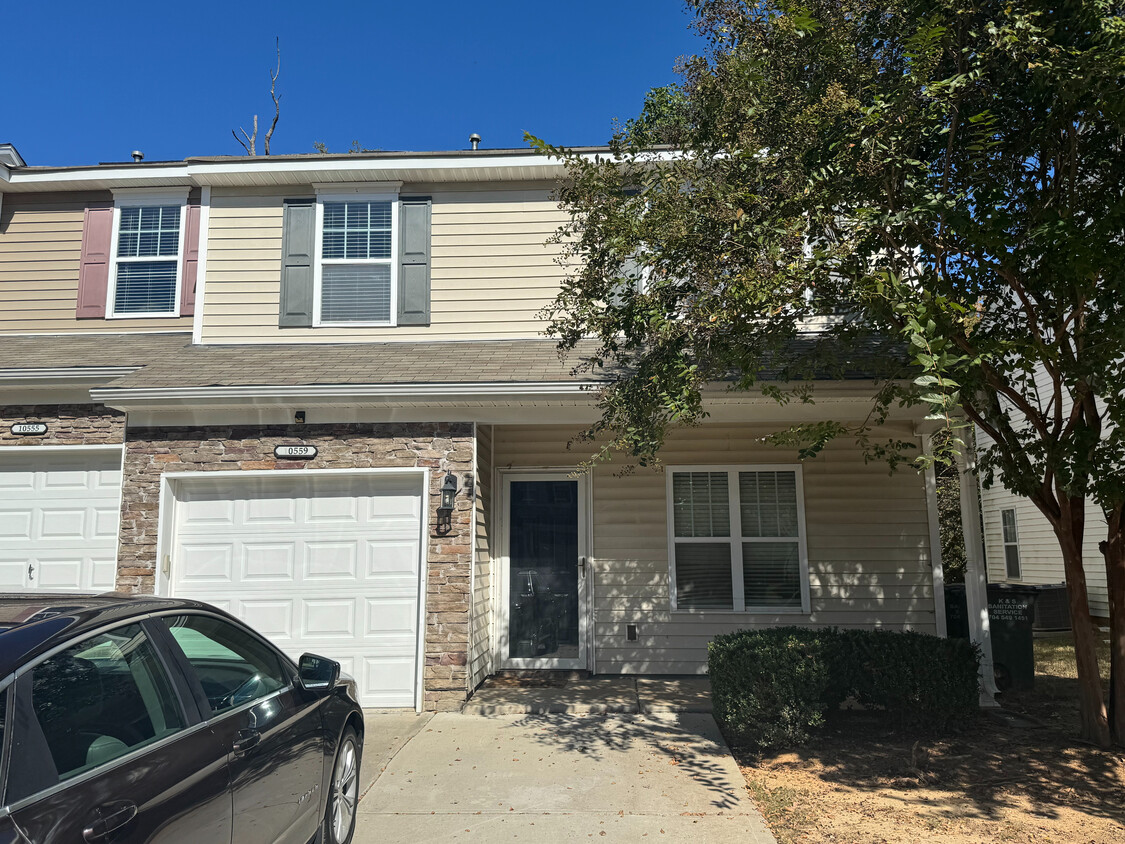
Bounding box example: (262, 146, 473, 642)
(469, 133, 481, 151)
(131, 150, 144, 162)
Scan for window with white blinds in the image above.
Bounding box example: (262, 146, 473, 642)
(110, 203, 182, 316)
(669, 466, 808, 611)
(1001, 508, 1021, 579)
(317, 198, 395, 324)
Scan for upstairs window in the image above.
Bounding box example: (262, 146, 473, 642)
(108, 193, 186, 317)
(315, 195, 397, 325)
(669, 466, 810, 612)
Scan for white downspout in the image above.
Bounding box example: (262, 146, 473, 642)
(957, 442, 999, 706)
(921, 435, 948, 637)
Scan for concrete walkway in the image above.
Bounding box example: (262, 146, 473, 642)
(354, 711, 774, 843)
(461, 674, 714, 715)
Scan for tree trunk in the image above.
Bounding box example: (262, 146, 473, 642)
(1101, 504, 1125, 745)
(1052, 499, 1110, 746)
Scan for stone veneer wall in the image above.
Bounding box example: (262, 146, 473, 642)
(119, 421, 474, 712)
(0, 404, 124, 446)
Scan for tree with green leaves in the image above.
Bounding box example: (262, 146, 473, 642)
(530, 0, 1124, 745)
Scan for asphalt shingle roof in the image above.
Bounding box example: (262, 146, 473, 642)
(0, 332, 193, 372)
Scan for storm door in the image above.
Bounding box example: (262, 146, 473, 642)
(500, 473, 588, 669)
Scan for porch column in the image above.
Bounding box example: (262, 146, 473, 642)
(956, 442, 999, 705)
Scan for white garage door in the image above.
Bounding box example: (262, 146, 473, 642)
(0, 449, 121, 592)
(169, 472, 425, 708)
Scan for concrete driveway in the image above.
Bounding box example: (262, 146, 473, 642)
(354, 712, 774, 843)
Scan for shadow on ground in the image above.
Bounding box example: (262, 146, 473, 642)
(505, 712, 744, 811)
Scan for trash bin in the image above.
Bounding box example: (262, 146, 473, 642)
(944, 582, 1038, 691)
(986, 583, 1038, 691)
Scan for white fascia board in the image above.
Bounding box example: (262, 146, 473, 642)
(90, 380, 603, 409)
(2, 150, 684, 192)
(0, 366, 139, 385)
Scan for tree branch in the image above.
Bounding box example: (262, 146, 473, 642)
(264, 38, 281, 156)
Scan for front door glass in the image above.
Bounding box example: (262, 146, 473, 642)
(507, 480, 580, 661)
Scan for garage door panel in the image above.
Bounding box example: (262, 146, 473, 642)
(0, 511, 32, 540)
(304, 598, 358, 638)
(178, 544, 235, 583)
(237, 599, 295, 642)
(172, 472, 425, 708)
(243, 543, 296, 581)
(0, 451, 122, 593)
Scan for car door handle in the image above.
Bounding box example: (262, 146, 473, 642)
(233, 728, 261, 753)
(82, 800, 137, 842)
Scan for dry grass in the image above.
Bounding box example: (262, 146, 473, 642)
(732, 634, 1125, 844)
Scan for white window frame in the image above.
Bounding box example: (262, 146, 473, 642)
(666, 464, 811, 613)
(1001, 507, 1022, 579)
(313, 185, 401, 328)
(107, 188, 189, 319)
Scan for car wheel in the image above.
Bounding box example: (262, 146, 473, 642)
(322, 727, 361, 844)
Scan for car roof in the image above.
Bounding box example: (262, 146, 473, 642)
(0, 593, 216, 679)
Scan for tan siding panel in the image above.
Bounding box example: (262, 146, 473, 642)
(200, 183, 568, 344)
(0, 192, 193, 335)
(491, 423, 937, 674)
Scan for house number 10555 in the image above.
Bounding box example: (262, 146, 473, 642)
(10, 423, 48, 435)
(274, 445, 317, 459)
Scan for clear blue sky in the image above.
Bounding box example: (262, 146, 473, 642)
(7, 1, 701, 166)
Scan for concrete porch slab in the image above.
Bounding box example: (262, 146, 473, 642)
(636, 676, 714, 713)
(462, 674, 714, 716)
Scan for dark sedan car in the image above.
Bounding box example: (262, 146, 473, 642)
(0, 594, 364, 844)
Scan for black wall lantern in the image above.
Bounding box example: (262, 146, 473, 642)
(436, 472, 458, 534)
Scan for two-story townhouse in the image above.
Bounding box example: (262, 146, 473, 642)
(0, 142, 992, 712)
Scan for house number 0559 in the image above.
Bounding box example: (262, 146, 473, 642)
(274, 445, 317, 459)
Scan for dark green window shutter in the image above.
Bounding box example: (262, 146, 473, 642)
(398, 196, 431, 326)
(279, 198, 315, 327)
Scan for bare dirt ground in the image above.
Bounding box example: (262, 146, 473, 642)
(732, 636, 1125, 843)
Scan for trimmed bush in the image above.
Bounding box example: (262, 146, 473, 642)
(835, 629, 980, 730)
(709, 627, 843, 750)
(708, 627, 980, 750)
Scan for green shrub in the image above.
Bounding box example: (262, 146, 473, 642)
(708, 627, 980, 750)
(708, 627, 842, 750)
(835, 629, 980, 730)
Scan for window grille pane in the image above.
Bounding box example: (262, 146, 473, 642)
(1001, 509, 1018, 543)
(114, 261, 178, 313)
(117, 205, 180, 258)
(672, 472, 729, 537)
(743, 542, 802, 607)
(1004, 545, 1021, 578)
(675, 543, 734, 609)
(321, 264, 391, 322)
(739, 471, 798, 537)
(322, 201, 392, 260)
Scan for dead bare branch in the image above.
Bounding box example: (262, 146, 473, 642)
(233, 114, 258, 156)
(264, 38, 281, 156)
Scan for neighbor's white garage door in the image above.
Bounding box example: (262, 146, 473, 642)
(170, 472, 425, 708)
(0, 449, 121, 592)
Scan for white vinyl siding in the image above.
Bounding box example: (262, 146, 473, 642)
(316, 198, 396, 326)
(109, 197, 186, 318)
(200, 183, 570, 344)
(491, 422, 936, 674)
(0, 193, 194, 334)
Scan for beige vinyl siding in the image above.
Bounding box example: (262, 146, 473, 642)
(493, 422, 937, 674)
(981, 483, 1109, 618)
(201, 183, 569, 343)
(469, 423, 494, 690)
(0, 192, 194, 334)
(975, 362, 1111, 618)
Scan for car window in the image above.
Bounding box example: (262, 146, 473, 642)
(26, 623, 186, 786)
(163, 615, 288, 715)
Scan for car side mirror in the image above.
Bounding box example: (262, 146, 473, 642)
(298, 653, 340, 694)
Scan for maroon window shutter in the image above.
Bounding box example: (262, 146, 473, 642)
(179, 200, 202, 316)
(76, 202, 114, 319)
